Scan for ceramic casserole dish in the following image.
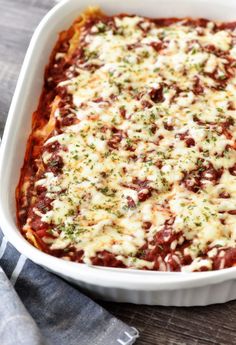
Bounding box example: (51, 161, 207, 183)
(0, 0, 236, 306)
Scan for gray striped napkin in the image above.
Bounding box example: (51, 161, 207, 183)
(0, 230, 139, 345)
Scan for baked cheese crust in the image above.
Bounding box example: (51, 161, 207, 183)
(16, 9, 236, 271)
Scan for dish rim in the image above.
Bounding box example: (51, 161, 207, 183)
(0, 0, 236, 291)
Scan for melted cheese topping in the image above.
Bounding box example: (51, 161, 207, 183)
(22, 14, 236, 271)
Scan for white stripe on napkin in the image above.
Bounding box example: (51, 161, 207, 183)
(10, 255, 26, 286)
(0, 237, 8, 260)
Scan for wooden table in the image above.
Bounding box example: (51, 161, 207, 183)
(0, 1, 235, 344)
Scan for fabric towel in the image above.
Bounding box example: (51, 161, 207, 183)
(0, 230, 139, 345)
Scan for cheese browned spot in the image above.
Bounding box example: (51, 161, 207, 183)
(17, 10, 236, 271)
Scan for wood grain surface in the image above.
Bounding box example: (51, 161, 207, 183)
(0, 1, 235, 344)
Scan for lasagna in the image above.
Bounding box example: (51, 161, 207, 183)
(16, 8, 236, 272)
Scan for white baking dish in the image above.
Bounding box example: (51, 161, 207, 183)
(0, 0, 236, 306)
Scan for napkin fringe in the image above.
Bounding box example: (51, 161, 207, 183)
(117, 327, 139, 345)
